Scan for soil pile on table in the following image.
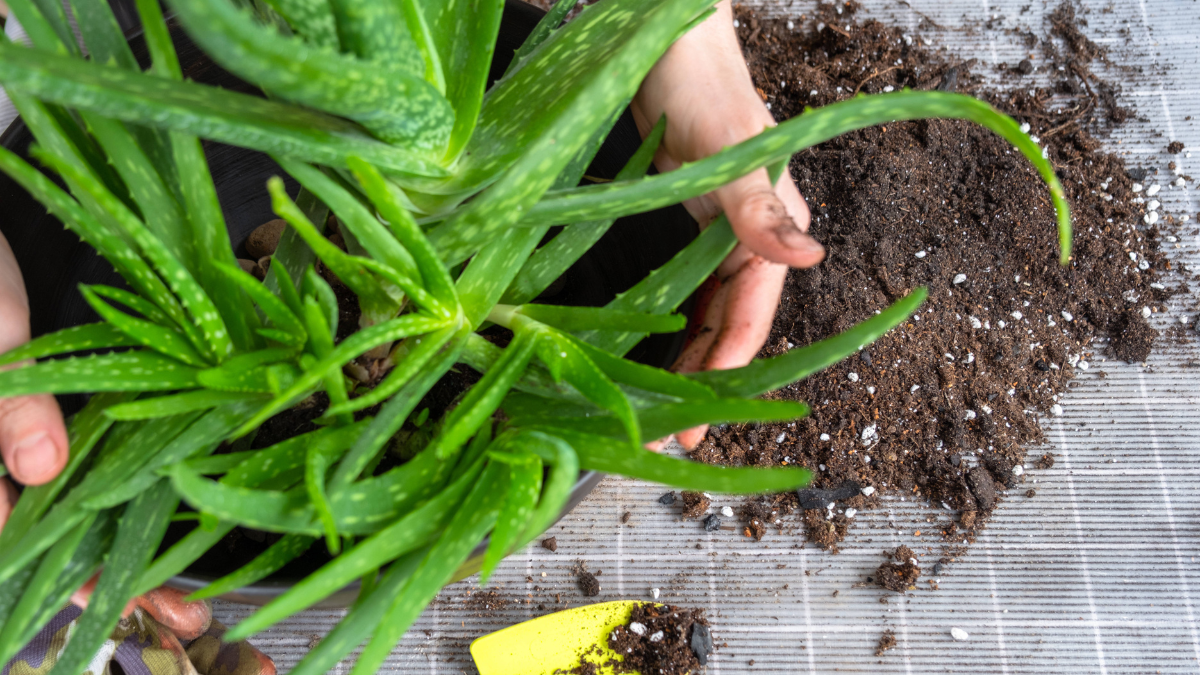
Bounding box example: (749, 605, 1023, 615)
(688, 2, 1181, 549)
(874, 545, 921, 592)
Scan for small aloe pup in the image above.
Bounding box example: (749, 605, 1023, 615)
(0, 0, 1070, 671)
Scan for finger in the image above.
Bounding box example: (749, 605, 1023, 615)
(70, 574, 99, 609)
(717, 168, 824, 269)
(0, 235, 69, 486)
(698, 256, 786, 372)
(0, 477, 17, 531)
(134, 586, 213, 641)
(670, 281, 732, 450)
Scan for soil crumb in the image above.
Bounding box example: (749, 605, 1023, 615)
(574, 561, 601, 597)
(542, 536, 558, 552)
(680, 491, 711, 519)
(688, 1, 1175, 551)
(875, 546, 921, 592)
(875, 630, 898, 656)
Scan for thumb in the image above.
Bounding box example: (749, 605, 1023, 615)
(0, 234, 68, 487)
(717, 168, 825, 269)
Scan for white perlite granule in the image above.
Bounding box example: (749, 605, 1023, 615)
(861, 486, 876, 496)
(951, 628, 970, 641)
(629, 622, 647, 636)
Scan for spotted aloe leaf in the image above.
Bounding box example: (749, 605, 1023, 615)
(520, 91, 1072, 263)
(0, 40, 446, 176)
(167, 0, 453, 148)
(260, 0, 339, 48)
(0, 324, 137, 368)
(0, 352, 200, 396)
(425, 0, 715, 262)
(78, 285, 209, 367)
(327, 0, 424, 75)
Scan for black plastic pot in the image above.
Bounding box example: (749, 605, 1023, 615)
(0, 0, 696, 607)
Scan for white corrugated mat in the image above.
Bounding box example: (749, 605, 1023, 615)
(213, 0, 1200, 671)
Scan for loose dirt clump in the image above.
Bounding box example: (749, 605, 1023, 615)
(679, 491, 710, 519)
(875, 630, 898, 656)
(875, 546, 921, 592)
(687, 2, 1177, 551)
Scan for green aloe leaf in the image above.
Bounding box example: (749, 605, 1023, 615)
(32, 146, 233, 360)
(212, 263, 307, 345)
(0, 144, 198, 341)
(46, 480, 178, 675)
(224, 457, 484, 640)
(0, 323, 138, 367)
(426, 329, 537, 460)
(6, 0, 77, 55)
(564, 334, 716, 401)
(347, 157, 457, 309)
(577, 216, 737, 355)
(425, 0, 712, 258)
(546, 429, 813, 494)
(187, 534, 316, 601)
(236, 313, 451, 435)
(136, 522, 237, 595)
(510, 430, 577, 549)
(420, 0, 502, 159)
(480, 453, 542, 584)
(689, 288, 927, 398)
(268, 177, 402, 325)
(350, 461, 507, 675)
(532, 328, 640, 448)
(327, 0, 423, 74)
(79, 285, 209, 367)
(325, 323, 459, 418)
(501, 0, 574, 79)
(501, 113, 666, 305)
(516, 304, 685, 334)
(520, 92, 1072, 263)
(0, 351, 200, 396)
(306, 443, 342, 553)
(261, 0, 339, 47)
(456, 227, 547, 327)
(89, 284, 174, 326)
(277, 160, 419, 281)
(104, 390, 269, 421)
(285, 547, 427, 675)
(398, 0, 443, 91)
(327, 328, 463, 480)
(168, 0, 453, 148)
(0, 40, 447, 176)
(521, 397, 809, 443)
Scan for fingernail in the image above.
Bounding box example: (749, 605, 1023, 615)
(775, 226, 825, 255)
(11, 432, 58, 483)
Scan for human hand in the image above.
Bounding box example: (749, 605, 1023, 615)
(0, 230, 69, 531)
(631, 0, 824, 449)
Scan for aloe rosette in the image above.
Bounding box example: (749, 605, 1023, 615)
(0, 0, 1070, 671)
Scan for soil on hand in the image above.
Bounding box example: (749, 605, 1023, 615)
(689, 2, 1178, 550)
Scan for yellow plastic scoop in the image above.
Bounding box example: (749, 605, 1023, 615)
(470, 600, 639, 675)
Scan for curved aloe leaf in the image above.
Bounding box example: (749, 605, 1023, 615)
(168, 0, 452, 148)
(0, 352, 200, 396)
(689, 288, 927, 398)
(0, 40, 447, 176)
(520, 91, 1072, 263)
(79, 286, 209, 367)
(0, 323, 137, 367)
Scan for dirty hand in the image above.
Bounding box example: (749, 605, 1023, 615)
(0, 231, 69, 531)
(8, 586, 276, 675)
(632, 0, 825, 450)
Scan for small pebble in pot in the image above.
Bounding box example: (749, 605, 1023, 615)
(721, 506, 734, 518)
(703, 514, 722, 531)
(658, 491, 676, 505)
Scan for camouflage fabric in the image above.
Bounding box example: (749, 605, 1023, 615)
(2, 606, 275, 675)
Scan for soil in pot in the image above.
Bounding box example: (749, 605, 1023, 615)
(681, 2, 1189, 552)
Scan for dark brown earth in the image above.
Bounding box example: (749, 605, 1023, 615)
(685, 2, 1179, 550)
(874, 545, 921, 592)
(875, 630, 897, 656)
(606, 604, 711, 675)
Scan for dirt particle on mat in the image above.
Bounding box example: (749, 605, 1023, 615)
(578, 571, 600, 597)
(680, 491, 710, 518)
(875, 546, 921, 592)
(967, 466, 998, 512)
(658, 491, 677, 505)
(621, 511, 632, 524)
(1036, 453, 1056, 470)
(464, 589, 510, 615)
(542, 537, 558, 553)
(1168, 141, 1185, 154)
(1110, 310, 1156, 362)
(875, 630, 898, 656)
(1025, 488, 1037, 498)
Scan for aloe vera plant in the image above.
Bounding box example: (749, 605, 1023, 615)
(0, 0, 1071, 670)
